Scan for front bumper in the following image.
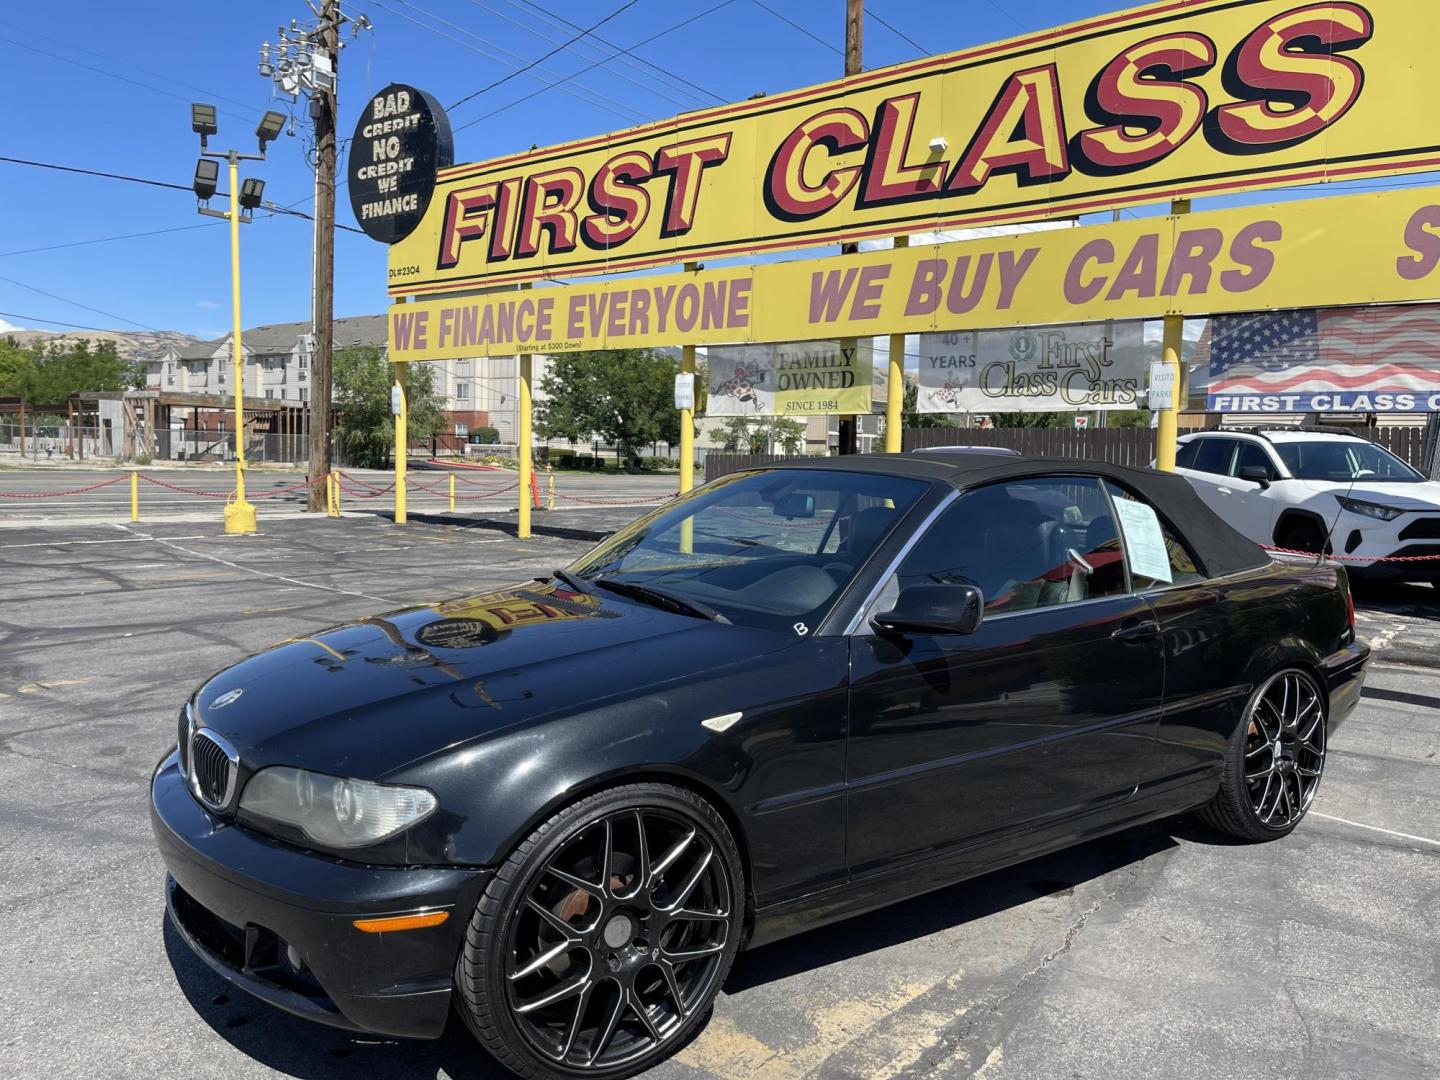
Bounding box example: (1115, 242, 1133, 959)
(151, 752, 490, 1039)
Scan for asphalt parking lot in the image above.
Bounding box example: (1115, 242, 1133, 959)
(2, 511, 1437, 1079)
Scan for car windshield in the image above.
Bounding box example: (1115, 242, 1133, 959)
(1274, 440, 1423, 483)
(567, 469, 930, 631)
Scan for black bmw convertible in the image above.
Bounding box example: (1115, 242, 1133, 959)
(152, 453, 1368, 1079)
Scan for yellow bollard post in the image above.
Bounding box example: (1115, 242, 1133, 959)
(331, 473, 341, 517)
(885, 237, 909, 454)
(449, 473, 456, 513)
(546, 462, 556, 511)
(130, 470, 139, 523)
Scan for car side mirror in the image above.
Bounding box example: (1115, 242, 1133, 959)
(773, 492, 815, 519)
(1237, 465, 1272, 490)
(871, 584, 984, 636)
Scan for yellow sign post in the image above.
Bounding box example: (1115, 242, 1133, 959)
(223, 156, 257, 535)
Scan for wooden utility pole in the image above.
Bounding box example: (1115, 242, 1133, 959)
(837, 0, 863, 455)
(307, 0, 339, 510)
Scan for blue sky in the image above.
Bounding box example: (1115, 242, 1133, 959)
(2, 0, 1435, 341)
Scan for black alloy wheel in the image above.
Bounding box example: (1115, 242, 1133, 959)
(457, 784, 744, 1079)
(1200, 669, 1327, 840)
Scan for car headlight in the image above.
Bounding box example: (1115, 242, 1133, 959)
(1336, 496, 1405, 522)
(239, 767, 437, 849)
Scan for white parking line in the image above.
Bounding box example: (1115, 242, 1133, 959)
(1310, 811, 1440, 848)
(112, 526, 401, 604)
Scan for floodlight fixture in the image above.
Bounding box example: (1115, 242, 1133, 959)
(191, 102, 218, 139)
(928, 136, 948, 154)
(239, 177, 266, 212)
(256, 110, 286, 148)
(193, 157, 219, 202)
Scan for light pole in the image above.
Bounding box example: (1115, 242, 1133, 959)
(190, 103, 286, 534)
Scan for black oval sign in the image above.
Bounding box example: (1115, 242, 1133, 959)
(348, 83, 453, 244)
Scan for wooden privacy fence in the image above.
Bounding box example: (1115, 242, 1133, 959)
(703, 425, 1431, 483)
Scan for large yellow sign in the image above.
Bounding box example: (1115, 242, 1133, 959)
(389, 186, 1440, 360)
(389, 0, 1440, 295)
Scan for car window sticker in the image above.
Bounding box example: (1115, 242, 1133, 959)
(1113, 498, 1173, 585)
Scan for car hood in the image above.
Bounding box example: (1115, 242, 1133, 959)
(191, 580, 790, 778)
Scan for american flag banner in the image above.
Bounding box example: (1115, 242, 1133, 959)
(1199, 304, 1440, 413)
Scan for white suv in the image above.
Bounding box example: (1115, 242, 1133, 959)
(1172, 429, 1440, 582)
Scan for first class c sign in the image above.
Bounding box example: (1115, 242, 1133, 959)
(349, 83, 454, 244)
(388, 0, 1440, 294)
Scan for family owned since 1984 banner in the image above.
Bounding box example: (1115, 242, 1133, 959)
(917, 321, 1146, 414)
(706, 341, 873, 417)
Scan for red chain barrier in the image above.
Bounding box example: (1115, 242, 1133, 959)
(247, 477, 321, 499)
(0, 474, 131, 498)
(137, 475, 231, 498)
(335, 474, 395, 498)
(554, 491, 678, 505)
(337, 472, 392, 493)
(1264, 545, 1440, 563)
(456, 482, 519, 499)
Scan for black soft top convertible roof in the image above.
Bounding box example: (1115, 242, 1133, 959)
(761, 452, 1272, 579)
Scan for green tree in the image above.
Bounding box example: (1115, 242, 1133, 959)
(993, 411, 1064, 428)
(711, 416, 804, 454)
(1106, 409, 1153, 429)
(0, 338, 136, 403)
(332, 345, 445, 468)
(0, 338, 38, 398)
(536, 349, 679, 468)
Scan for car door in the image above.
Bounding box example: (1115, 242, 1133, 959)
(1099, 480, 1277, 795)
(1175, 436, 1239, 518)
(1221, 441, 1282, 542)
(845, 476, 1165, 877)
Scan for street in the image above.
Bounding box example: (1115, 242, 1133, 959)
(1, 512, 1436, 1079)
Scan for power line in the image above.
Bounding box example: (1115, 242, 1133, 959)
(0, 156, 364, 234)
(366, 0, 648, 123)
(450, 0, 646, 112)
(0, 223, 220, 259)
(0, 273, 158, 332)
(868, 7, 926, 56)
(0, 310, 128, 334)
(461, 0, 698, 112)
(452, 0, 740, 135)
(749, 0, 843, 59)
(980, 0, 1028, 34)
(506, 0, 726, 105)
(0, 35, 252, 124)
(0, 19, 258, 113)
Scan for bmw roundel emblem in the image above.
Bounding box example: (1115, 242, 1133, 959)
(209, 688, 245, 710)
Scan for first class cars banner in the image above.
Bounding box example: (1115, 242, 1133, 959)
(917, 322, 1147, 413)
(389, 185, 1440, 361)
(388, 0, 1440, 294)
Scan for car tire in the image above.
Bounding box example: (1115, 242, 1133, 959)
(1197, 668, 1327, 842)
(455, 783, 745, 1080)
(1278, 519, 1328, 555)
